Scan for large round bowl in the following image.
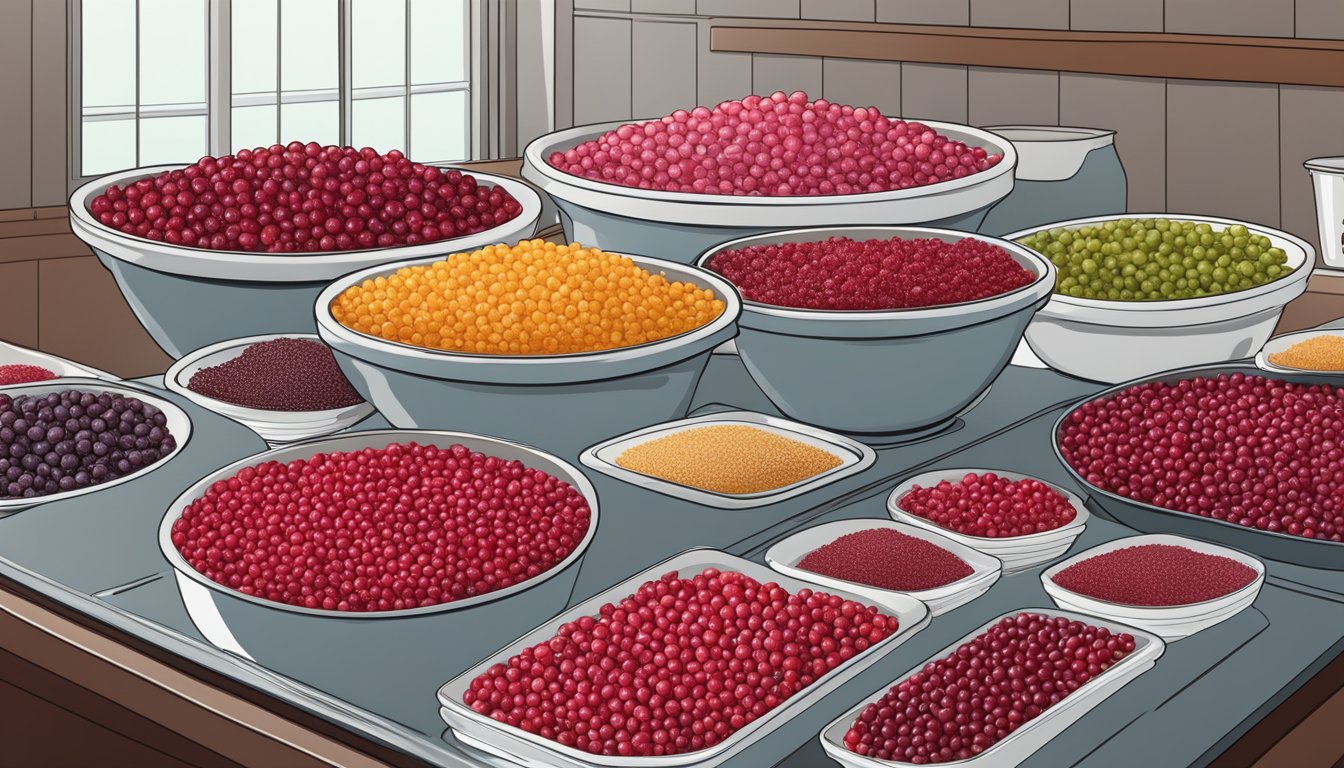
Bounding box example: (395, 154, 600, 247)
(1053, 364, 1344, 569)
(158, 429, 599, 677)
(316, 253, 742, 458)
(695, 226, 1054, 436)
(522, 119, 1017, 263)
(70, 165, 544, 359)
(1009, 214, 1314, 384)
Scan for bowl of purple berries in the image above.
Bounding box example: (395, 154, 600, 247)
(166, 335, 374, 445)
(0, 379, 191, 514)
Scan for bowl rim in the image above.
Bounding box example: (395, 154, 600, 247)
(157, 428, 601, 619)
(695, 226, 1055, 322)
(0, 378, 194, 511)
(522, 117, 1018, 206)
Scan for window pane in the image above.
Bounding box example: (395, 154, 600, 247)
(232, 0, 277, 95)
(353, 0, 406, 89)
(411, 0, 466, 85)
(281, 101, 340, 148)
(232, 104, 278, 151)
(411, 91, 467, 163)
(82, 118, 137, 176)
(140, 115, 207, 166)
(280, 0, 338, 92)
(82, 0, 136, 109)
(139, 0, 206, 106)
(352, 96, 406, 154)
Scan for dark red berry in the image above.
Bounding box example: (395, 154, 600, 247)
(898, 472, 1078, 538)
(187, 338, 362, 411)
(1054, 544, 1257, 606)
(799, 528, 973, 591)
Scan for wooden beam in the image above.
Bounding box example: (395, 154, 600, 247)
(709, 22, 1344, 87)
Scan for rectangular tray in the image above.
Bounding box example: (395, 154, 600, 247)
(819, 608, 1165, 768)
(437, 548, 932, 768)
(579, 410, 876, 509)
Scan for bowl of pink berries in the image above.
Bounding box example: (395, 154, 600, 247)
(699, 226, 1054, 437)
(159, 430, 597, 658)
(522, 91, 1017, 263)
(165, 334, 374, 445)
(0, 340, 117, 383)
(1041, 534, 1264, 641)
(887, 469, 1089, 575)
(69, 145, 544, 358)
(1054, 365, 1344, 569)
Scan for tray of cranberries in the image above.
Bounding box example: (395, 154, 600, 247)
(438, 548, 931, 768)
(821, 610, 1164, 768)
(1054, 365, 1344, 569)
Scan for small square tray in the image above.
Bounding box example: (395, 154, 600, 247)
(579, 411, 876, 509)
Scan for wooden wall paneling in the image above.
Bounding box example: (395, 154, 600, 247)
(1166, 0, 1294, 38)
(751, 54, 823, 99)
(697, 0, 799, 18)
(31, 1, 68, 208)
(821, 58, 901, 115)
(632, 21, 698, 119)
(876, 0, 968, 26)
(38, 257, 173, 379)
(1280, 86, 1344, 266)
(901, 64, 968, 122)
(696, 20, 752, 107)
(1166, 81, 1281, 227)
(1058, 73, 1167, 211)
(1069, 0, 1164, 33)
(969, 0, 1068, 30)
(0, 0, 32, 210)
(1296, 0, 1344, 40)
(967, 67, 1059, 126)
(801, 0, 875, 23)
(573, 16, 633, 124)
(632, 0, 697, 14)
(0, 261, 39, 348)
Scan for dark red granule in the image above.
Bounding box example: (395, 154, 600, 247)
(187, 338, 363, 411)
(0, 389, 176, 499)
(844, 612, 1136, 764)
(898, 472, 1078, 538)
(464, 567, 897, 757)
(706, 236, 1034, 310)
(1053, 544, 1257, 606)
(87, 144, 523, 252)
(1059, 372, 1344, 542)
(0, 365, 57, 385)
(798, 528, 973, 591)
(170, 442, 591, 612)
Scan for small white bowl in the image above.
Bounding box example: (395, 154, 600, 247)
(1254, 328, 1344, 375)
(165, 334, 374, 445)
(0, 340, 117, 380)
(1041, 533, 1265, 641)
(887, 468, 1088, 575)
(0, 378, 192, 514)
(766, 518, 1001, 617)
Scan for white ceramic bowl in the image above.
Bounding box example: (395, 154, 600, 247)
(0, 378, 192, 514)
(1041, 534, 1265, 641)
(887, 468, 1089, 575)
(522, 119, 1017, 263)
(164, 334, 375, 445)
(1254, 328, 1344, 375)
(69, 165, 544, 358)
(766, 518, 1001, 617)
(316, 252, 742, 458)
(0, 339, 117, 380)
(1009, 214, 1314, 384)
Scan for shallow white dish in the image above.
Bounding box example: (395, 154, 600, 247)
(820, 608, 1165, 768)
(1040, 533, 1265, 641)
(887, 468, 1089, 575)
(165, 334, 375, 445)
(438, 547, 931, 768)
(0, 339, 116, 380)
(1254, 328, 1344, 375)
(765, 518, 1001, 616)
(579, 410, 876, 508)
(0, 378, 192, 514)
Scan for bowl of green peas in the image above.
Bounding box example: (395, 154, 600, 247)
(1009, 214, 1313, 383)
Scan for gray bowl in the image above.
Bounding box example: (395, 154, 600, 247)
(522, 119, 1017, 263)
(1053, 364, 1344, 569)
(69, 165, 544, 359)
(697, 226, 1055, 436)
(315, 253, 742, 459)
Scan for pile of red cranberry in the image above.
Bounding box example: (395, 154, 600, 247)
(898, 472, 1078, 538)
(1053, 544, 1257, 606)
(89, 144, 523, 252)
(464, 567, 896, 757)
(843, 613, 1136, 763)
(799, 528, 973, 591)
(1059, 372, 1344, 542)
(170, 442, 591, 611)
(0, 365, 57, 386)
(548, 91, 1003, 196)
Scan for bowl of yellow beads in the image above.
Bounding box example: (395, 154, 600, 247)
(315, 239, 742, 457)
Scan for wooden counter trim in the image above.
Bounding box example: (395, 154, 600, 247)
(709, 22, 1344, 87)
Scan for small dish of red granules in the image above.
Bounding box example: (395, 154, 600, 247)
(766, 519, 1002, 616)
(0, 339, 116, 383)
(1042, 534, 1265, 641)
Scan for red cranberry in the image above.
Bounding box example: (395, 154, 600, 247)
(186, 338, 362, 411)
(898, 472, 1078, 538)
(799, 528, 973, 591)
(1054, 544, 1257, 606)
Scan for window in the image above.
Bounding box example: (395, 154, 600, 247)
(74, 0, 473, 180)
